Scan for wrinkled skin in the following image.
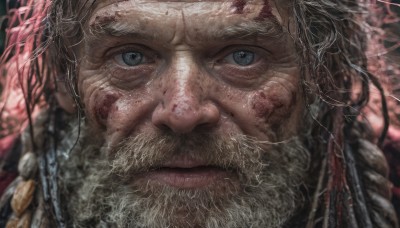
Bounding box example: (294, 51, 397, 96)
(79, 0, 302, 153)
(67, 0, 308, 227)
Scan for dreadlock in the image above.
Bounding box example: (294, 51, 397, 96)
(292, 0, 398, 227)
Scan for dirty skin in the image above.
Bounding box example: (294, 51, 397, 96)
(96, 93, 120, 121)
(232, 0, 246, 14)
(252, 91, 294, 121)
(251, 90, 297, 137)
(89, 14, 117, 32)
(255, 0, 273, 20)
(232, 0, 273, 20)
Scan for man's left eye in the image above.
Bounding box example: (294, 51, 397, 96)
(224, 50, 256, 66)
(115, 51, 145, 66)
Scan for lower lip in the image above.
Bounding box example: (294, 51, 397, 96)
(138, 167, 234, 189)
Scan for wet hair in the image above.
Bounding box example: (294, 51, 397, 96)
(0, 0, 399, 227)
(0, 0, 394, 138)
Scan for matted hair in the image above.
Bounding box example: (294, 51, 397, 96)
(0, 0, 399, 227)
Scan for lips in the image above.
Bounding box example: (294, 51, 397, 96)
(135, 155, 236, 189)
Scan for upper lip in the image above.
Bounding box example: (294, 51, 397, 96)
(161, 155, 209, 169)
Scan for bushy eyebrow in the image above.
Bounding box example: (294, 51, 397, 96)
(89, 20, 157, 40)
(88, 13, 285, 42)
(88, 13, 159, 40)
(211, 20, 284, 41)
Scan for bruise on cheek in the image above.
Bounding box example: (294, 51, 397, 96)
(95, 93, 120, 122)
(232, 0, 246, 14)
(252, 92, 274, 118)
(254, 0, 274, 21)
(252, 90, 295, 121)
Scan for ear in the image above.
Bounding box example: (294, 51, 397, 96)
(55, 81, 76, 114)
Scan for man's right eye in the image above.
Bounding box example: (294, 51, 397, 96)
(115, 51, 144, 66)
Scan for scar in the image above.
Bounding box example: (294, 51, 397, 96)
(96, 94, 119, 121)
(254, 0, 274, 21)
(232, 0, 246, 14)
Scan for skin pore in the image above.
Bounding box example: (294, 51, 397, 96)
(63, 0, 310, 227)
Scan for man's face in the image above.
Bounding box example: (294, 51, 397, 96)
(69, 0, 309, 227)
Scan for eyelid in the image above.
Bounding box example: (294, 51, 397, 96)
(213, 45, 268, 63)
(219, 50, 261, 66)
(105, 44, 157, 61)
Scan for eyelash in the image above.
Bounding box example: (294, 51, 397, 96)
(215, 45, 267, 61)
(108, 45, 157, 66)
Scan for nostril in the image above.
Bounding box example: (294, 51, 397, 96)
(158, 123, 172, 132)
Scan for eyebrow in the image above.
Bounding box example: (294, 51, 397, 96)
(88, 15, 286, 42)
(89, 19, 158, 40)
(211, 20, 285, 41)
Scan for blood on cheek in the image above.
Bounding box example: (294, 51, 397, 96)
(94, 94, 120, 122)
(251, 91, 293, 121)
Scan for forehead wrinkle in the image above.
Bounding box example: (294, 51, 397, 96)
(166, 8, 186, 45)
(86, 0, 287, 44)
(88, 15, 286, 45)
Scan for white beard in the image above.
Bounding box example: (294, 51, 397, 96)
(58, 121, 310, 228)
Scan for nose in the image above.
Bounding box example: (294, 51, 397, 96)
(152, 58, 220, 134)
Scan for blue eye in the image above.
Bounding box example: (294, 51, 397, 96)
(232, 51, 255, 66)
(119, 52, 143, 66)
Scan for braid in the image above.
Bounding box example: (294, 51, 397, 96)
(292, 0, 399, 227)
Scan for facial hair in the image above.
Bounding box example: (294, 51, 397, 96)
(59, 125, 310, 228)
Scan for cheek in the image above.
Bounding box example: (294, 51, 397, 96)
(93, 93, 121, 124)
(252, 91, 273, 118)
(251, 89, 296, 123)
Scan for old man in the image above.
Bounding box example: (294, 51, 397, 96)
(0, 0, 398, 227)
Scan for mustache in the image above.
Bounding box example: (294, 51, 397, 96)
(106, 132, 308, 183)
